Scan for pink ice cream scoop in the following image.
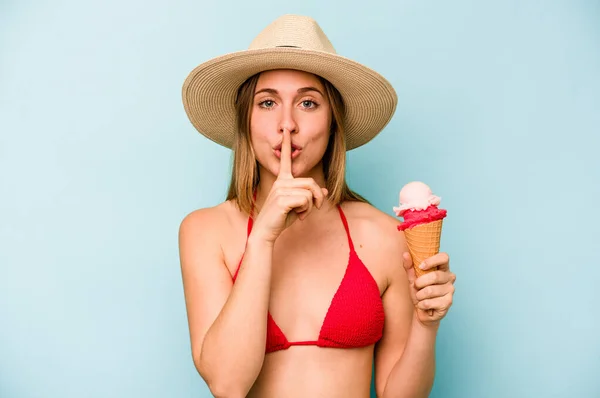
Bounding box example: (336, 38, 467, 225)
(393, 181, 447, 231)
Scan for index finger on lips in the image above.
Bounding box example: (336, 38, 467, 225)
(278, 128, 293, 179)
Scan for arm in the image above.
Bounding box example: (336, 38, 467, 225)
(375, 231, 455, 397)
(373, 229, 437, 398)
(179, 129, 325, 397)
(178, 208, 273, 398)
(380, 312, 438, 398)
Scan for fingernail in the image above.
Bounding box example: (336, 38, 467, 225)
(419, 262, 426, 270)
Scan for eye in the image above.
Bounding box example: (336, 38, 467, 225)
(301, 100, 318, 109)
(258, 100, 275, 108)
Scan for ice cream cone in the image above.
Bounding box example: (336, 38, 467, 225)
(403, 219, 444, 278)
(393, 181, 447, 317)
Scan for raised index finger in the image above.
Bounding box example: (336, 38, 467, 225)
(278, 128, 293, 179)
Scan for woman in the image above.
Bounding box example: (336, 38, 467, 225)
(178, 14, 456, 398)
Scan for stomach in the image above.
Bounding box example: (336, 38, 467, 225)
(247, 345, 375, 398)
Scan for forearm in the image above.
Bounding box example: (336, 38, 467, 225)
(383, 312, 439, 398)
(200, 237, 274, 397)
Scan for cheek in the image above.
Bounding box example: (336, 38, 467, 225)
(309, 132, 329, 152)
(250, 117, 278, 170)
(250, 131, 271, 161)
(250, 113, 270, 148)
(312, 117, 332, 148)
(302, 111, 330, 140)
(301, 130, 330, 168)
(250, 108, 280, 136)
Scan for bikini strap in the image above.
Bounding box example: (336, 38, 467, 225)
(234, 190, 257, 281)
(336, 204, 355, 252)
(246, 215, 254, 236)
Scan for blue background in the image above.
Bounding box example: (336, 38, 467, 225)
(1, 0, 599, 397)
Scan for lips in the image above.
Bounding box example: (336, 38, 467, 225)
(273, 142, 302, 159)
(274, 142, 301, 151)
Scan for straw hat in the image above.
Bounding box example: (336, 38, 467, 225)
(181, 14, 398, 150)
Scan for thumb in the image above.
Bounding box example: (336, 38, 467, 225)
(402, 252, 416, 284)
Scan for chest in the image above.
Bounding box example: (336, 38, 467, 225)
(224, 208, 389, 342)
(266, 221, 377, 340)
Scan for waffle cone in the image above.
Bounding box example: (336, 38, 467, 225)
(403, 219, 444, 278)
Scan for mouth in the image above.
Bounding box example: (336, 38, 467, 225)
(274, 142, 303, 159)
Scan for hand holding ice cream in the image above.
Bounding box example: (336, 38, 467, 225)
(393, 181, 454, 324)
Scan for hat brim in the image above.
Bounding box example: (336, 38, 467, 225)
(182, 47, 397, 150)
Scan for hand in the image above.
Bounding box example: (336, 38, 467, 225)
(251, 129, 328, 244)
(402, 251, 456, 327)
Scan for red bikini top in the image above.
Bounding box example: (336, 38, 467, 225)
(232, 204, 385, 353)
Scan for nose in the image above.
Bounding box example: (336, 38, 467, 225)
(278, 106, 298, 135)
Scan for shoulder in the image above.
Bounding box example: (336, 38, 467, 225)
(178, 200, 243, 246)
(340, 200, 409, 287)
(340, 200, 406, 251)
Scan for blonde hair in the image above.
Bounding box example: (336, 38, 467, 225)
(226, 72, 368, 215)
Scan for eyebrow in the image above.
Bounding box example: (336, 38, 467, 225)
(254, 86, 324, 97)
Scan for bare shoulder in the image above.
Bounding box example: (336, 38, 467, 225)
(340, 200, 409, 289)
(340, 200, 406, 250)
(179, 200, 240, 239)
(178, 200, 245, 260)
(178, 200, 248, 274)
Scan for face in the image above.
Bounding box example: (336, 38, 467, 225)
(250, 69, 332, 178)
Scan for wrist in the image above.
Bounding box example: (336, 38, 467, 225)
(413, 311, 441, 334)
(247, 232, 275, 250)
